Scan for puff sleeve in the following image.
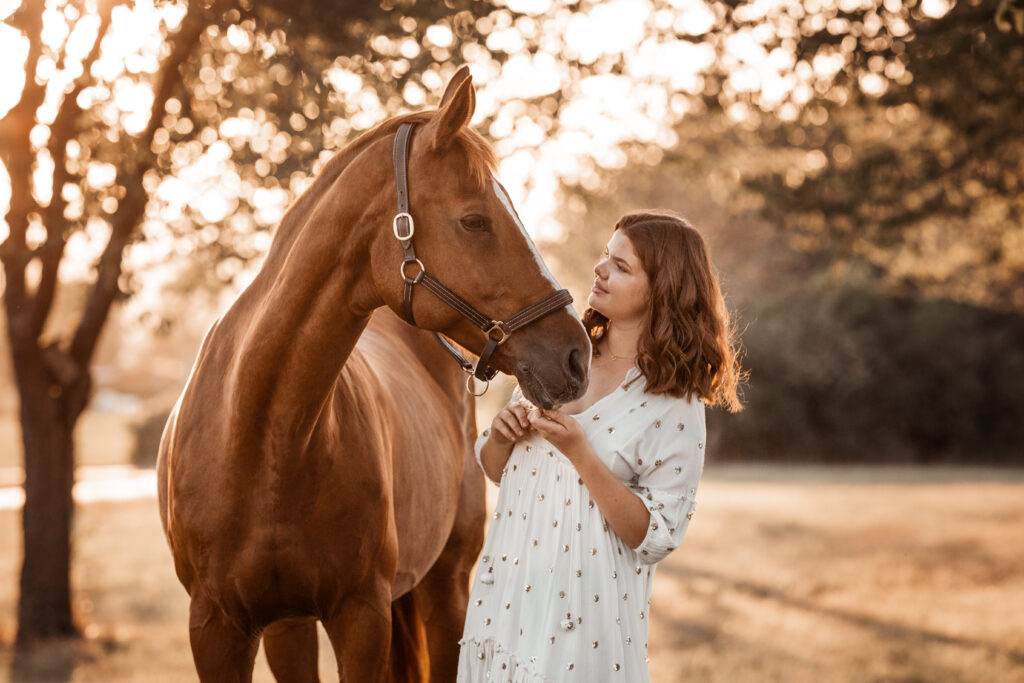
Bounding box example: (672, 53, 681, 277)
(627, 397, 706, 564)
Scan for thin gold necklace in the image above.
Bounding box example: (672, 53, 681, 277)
(604, 344, 636, 362)
(603, 324, 636, 362)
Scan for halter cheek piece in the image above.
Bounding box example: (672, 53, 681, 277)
(392, 122, 574, 395)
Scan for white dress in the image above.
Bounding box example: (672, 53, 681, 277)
(457, 366, 706, 682)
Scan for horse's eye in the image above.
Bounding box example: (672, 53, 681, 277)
(460, 214, 489, 232)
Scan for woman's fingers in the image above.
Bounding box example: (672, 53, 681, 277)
(509, 403, 531, 430)
(539, 408, 567, 426)
(491, 418, 516, 442)
(528, 411, 565, 433)
(498, 412, 526, 438)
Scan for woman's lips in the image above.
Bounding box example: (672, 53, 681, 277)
(592, 280, 607, 294)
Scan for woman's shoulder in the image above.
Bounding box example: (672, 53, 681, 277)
(588, 376, 699, 448)
(638, 385, 705, 430)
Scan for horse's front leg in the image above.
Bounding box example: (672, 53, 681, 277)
(263, 616, 320, 683)
(188, 595, 261, 683)
(413, 459, 486, 680)
(323, 578, 394, 682)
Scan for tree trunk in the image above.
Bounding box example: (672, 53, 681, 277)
(0, 0, 209, 649)
(11, 340, 90, 645)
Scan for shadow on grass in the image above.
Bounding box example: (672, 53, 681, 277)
(8, 638, 76, 683)
(659, 563, 1024, 669)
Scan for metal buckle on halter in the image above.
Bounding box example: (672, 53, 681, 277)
(400, 258, 425, 284)
(466, 373, 489, 396)
(484, 320, 511, 345)
(393, 212, 415, 241)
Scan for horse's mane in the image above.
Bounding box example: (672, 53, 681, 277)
(269, 111, 497, 246)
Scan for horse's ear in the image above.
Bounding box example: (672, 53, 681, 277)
(439, 65, 472, 107)
(429, 69, 475, 151)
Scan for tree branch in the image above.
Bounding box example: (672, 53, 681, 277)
(1, 2, 49, 347)
(32, 2, 121, 340)
(69, 0, 217, 365)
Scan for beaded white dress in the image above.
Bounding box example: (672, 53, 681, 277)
(457, 366, 706, 682)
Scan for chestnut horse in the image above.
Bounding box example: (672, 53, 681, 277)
(157, 67, 589, 682)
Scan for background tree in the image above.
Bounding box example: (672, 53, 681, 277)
(726, 0, 1024, 310)
(0, 0, 222, 644)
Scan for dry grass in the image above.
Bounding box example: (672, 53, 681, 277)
(647, 465, 1024, 683)
(1, 464, 1022, 682)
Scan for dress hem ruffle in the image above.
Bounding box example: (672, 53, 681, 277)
(458, 637, 554, 683)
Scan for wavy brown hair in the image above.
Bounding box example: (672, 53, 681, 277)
(582, 211, 745, 412)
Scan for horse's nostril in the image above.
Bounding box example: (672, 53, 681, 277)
(568, 348, 587, 384)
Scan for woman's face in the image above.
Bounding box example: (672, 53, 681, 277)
(587, 230, 650, 323)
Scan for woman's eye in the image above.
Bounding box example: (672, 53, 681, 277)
(460, 214, 489, 232)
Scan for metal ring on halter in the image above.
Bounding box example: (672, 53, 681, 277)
(393, 212, 415, 241)
(400, 258, 425, 284)
(466, 373, 489, 396)
(484, 320, 511, 345)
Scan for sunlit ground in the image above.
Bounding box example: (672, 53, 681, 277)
(1, 462, 1022, 682)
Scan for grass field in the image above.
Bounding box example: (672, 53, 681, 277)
(1, 464, 1022, 682)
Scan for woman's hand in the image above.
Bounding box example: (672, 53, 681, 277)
(527, 408, 588, 459)
(489, 400, 534, 445)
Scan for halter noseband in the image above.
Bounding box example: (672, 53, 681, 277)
(391, 122, 574, 395)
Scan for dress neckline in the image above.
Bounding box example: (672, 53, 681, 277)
(566, 365, 641, 417)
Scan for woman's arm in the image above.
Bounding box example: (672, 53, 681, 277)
(566, 442, 651, 549)
(479, 432, 515, 484)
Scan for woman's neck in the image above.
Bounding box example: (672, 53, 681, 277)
(602, 318, 644, 361)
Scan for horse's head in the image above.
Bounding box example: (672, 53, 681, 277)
(367, 67, 589, 408)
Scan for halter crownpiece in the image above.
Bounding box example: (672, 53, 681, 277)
(391, 122, 574, 394)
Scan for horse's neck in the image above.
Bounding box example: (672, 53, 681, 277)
(219, 196, 382, 440)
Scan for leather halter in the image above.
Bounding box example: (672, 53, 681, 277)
(392, 122, 574, 394)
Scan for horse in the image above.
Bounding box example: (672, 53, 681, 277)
(157, 66, 590, 682)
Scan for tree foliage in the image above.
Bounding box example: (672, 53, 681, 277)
(686, 0, 1023, 310)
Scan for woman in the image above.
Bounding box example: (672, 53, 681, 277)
(458, 211, 744, 682)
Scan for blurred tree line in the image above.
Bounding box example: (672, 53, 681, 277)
(550, 0, 1023, 463)
(552, 150, 1024, 464)
(1, 0, 1022, 647)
